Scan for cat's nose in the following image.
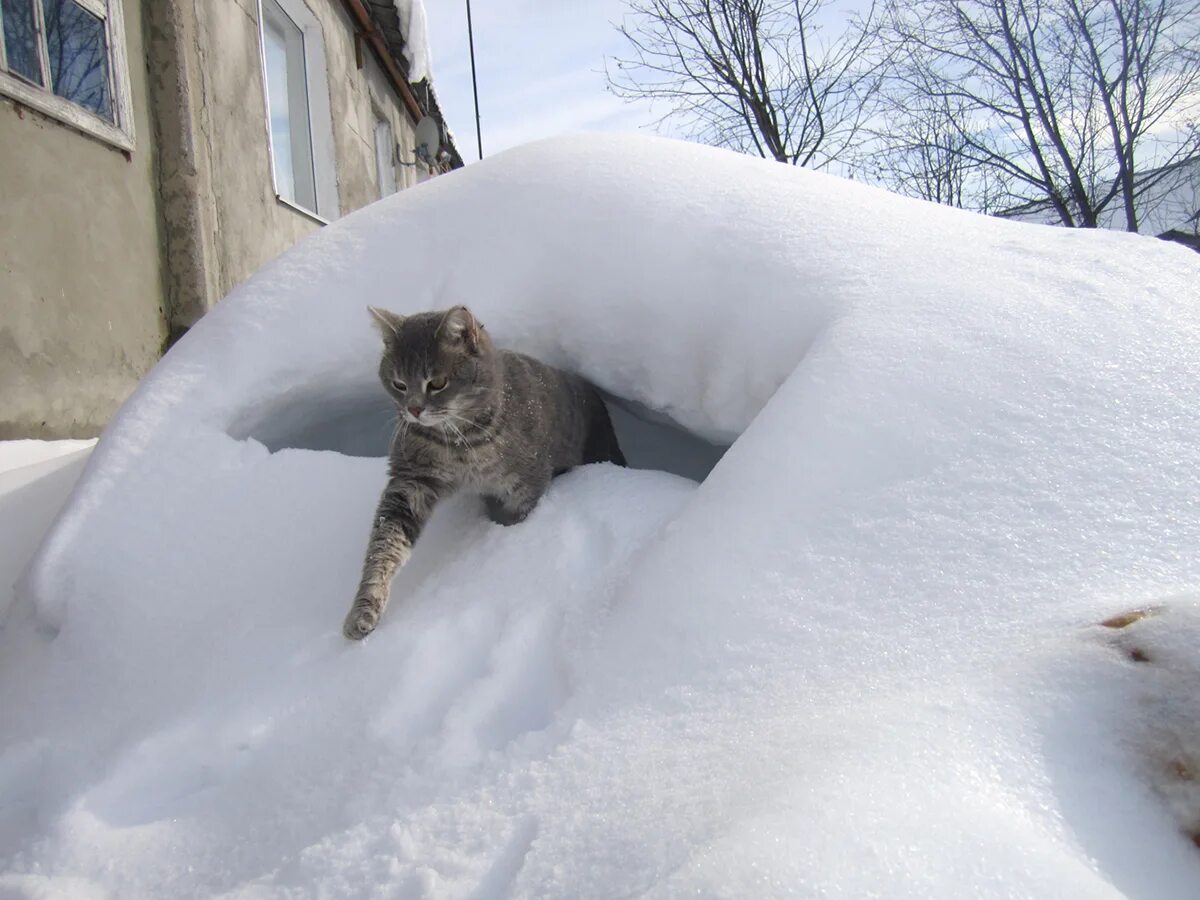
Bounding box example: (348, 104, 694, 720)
(408, 405, 424, 418)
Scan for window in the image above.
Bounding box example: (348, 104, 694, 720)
(258, 0, 338, 220)
(0, 0, 133, 149)
(261, 0, 313, 210)
(374, 117, 397, 199)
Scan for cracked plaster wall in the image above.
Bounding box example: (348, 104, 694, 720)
(0, 0, 166, 439)
(2, 0, 424, 436)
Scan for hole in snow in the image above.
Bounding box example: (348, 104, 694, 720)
(604, 398, 727, 483)
(229, 384, 729, 482)
(231, 384, 397, 459)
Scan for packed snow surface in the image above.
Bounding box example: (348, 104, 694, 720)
(3, 135, 1200, 898)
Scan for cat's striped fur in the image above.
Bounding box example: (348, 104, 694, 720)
(343, 305, 625, 639)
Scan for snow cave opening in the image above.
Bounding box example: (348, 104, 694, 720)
(232, 384, 729, 483)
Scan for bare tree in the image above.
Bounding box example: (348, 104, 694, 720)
(863, 96, 982, 207)
(607, 0, 882, 168)
(876, 0, 1200, 230)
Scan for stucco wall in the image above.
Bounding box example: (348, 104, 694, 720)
(157, 0, 420, 323)
(0, 0, 166, 439)
(2, 0, 427, 437)
(319, 7, 421, 211)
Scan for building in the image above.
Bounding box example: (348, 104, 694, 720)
(0, 0, 460, 438)
(994, 156, 1200, 250)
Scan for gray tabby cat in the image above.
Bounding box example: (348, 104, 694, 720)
(343, 305, 626, 639)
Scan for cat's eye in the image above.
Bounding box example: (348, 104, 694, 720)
(391, 377, 407, 393)
(427, 376, 449, 392)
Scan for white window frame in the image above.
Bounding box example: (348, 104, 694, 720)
(255, 0, 339, 222)
(374, 114, 397, 199)
(0, 0, 135, 151)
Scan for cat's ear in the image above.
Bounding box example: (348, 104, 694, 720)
(368, 306, 406, 339)
(437, 305, 482, 353)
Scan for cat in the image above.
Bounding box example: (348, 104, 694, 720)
(343, 305, 626, 640)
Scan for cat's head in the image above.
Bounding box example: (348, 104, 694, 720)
(369, 305, 498, 427)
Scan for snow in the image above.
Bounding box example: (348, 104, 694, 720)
(3, 133, 1200, 897)
(393, 0, 432, 83)
(0, 440, 94, 624)
(0, 439, 94, 473)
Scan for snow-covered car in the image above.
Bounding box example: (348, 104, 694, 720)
(2, 135, 1200, 897)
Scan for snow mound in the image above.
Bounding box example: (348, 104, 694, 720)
(3, 134, 1200, 897)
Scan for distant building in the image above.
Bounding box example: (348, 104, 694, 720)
(0, 0, 460, 438)
(995, 156, 1200, 250)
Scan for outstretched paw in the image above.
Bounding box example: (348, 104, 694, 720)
(484, 495, 534, 526)
(343, 602, 380, 640)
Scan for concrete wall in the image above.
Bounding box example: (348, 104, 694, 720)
(0, 0, 166, 439)
(2, 0, 426, 437)
(317, 1, 422, 210)
(150, 0, 420, 328)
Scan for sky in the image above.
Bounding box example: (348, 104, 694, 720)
(422, 0, 665, 163)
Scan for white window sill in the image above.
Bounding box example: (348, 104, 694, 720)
(0, 70, 134, 153)
(275, 194, 331, 225)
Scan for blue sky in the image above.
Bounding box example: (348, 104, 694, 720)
(423, 0, 665, 163)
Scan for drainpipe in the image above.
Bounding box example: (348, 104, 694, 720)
(143, 0, 219, 342)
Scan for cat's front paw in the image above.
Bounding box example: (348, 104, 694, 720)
(484, 495, 534, 526)
(343, 599, 381, 640)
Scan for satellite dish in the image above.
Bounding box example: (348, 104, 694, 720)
(414, 116, 440, 163)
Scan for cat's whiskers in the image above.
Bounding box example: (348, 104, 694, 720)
(442, 418, 481, 468)
(378, 410, 399, 442)
(444, 411, 498, 443)
(387, 413, 409, 453)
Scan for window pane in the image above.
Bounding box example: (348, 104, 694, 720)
(262, 0, 315, 212)
(41, 0, 112, 121)
(2, 0, 43, 85)
(374, 118, 397, 198)
(263, 19, 295, 204)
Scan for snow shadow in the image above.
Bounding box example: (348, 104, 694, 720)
(230, 384, 728, 482)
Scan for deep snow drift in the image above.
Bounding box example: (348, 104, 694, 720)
(3, 135, 1200, 898)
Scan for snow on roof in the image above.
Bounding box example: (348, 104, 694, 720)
(2, 134, 1200, 896)
(391, 0, 431, 83)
